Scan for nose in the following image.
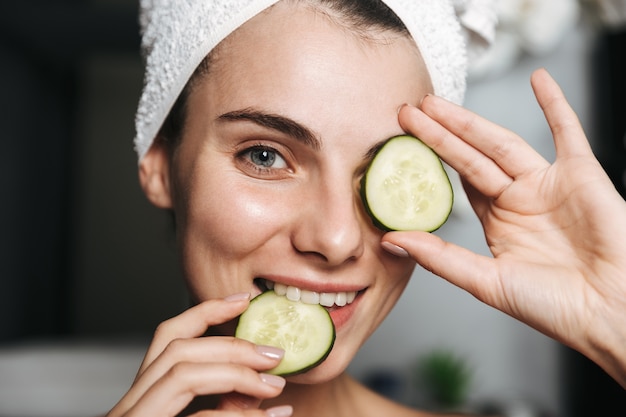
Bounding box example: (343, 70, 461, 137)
(291, 177, 366, 267)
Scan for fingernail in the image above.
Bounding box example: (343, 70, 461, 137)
(265, 405, 293, 417)
(419, 93, 433, 106)
(396, 103, 409, 115)
(260, 373, 286, 388)
(256, 345, 285, 360)
(381, 241, 409, 258)
(224, 292, 250, 302)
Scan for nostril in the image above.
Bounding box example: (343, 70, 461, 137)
(292, 246, 332, 264)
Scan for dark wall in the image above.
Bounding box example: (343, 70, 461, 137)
(561, 27, 626, 417)
(0, 34, 74, 339)
(0, 1, 185, 341)
(593, 28, 626, 198)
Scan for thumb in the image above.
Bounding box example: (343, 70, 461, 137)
(382, 231, 498, 303)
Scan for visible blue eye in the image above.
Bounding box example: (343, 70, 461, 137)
(247, 147, 287, 169)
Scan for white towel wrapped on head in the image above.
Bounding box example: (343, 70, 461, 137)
(134, 0, 497, 161)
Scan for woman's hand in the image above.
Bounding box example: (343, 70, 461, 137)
(388, 68, 626, 387)
(106, 293, 293, 417)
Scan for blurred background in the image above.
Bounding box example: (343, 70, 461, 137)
(0, 1, 624, 416)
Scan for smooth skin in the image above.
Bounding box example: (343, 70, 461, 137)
(387, 68, 626, 388)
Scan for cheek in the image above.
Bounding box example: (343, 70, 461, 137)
(179, 176, 293, 258)
(370, 253, 416, 322)
(390, 256, 416, 284)
(380, 255, 416, 303)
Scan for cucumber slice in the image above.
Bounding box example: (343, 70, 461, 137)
(235, 291, 336, 376)
(361, 135, 453, 232)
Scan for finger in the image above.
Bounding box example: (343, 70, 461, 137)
(121, 338, 284, 414)
(126, 363, 286, 417)
(417, 94, 549, 179)
(382, 231, 501, 307)
(140, 337, 283, 394)
(530, 68, 593, 158)
(141, 295, 251, 373)
(217, 392, 262, 411)
(398, 104, 512, 198)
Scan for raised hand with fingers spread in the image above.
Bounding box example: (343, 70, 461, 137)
(387, 68, 626, 388)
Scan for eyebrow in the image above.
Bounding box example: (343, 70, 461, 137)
(217, 107, 391, 161)
(218, 108, 321, 151)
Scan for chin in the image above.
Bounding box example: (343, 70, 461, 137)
(284, 346, 353, 384)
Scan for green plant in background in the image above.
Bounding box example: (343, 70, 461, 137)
(413, 349, 473, 411)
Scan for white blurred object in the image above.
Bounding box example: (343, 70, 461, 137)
(469, 0, 581, 79)
(0, 340, 145, 417)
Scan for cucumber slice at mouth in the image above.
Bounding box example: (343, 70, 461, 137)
(235, 290, 336, 376)
(361, 135, 453, 232)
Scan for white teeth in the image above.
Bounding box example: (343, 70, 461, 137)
(286, 286, 301, 302)
(274, 283, 287, 296)
(264, 280, 357, 307)
(301, 290, 320, 304)
(319, 292, 337, 307)
(335, 292, 347, 307)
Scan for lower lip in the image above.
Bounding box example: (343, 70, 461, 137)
(327, 292, 363, 329)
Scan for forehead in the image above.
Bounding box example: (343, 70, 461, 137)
(191, 1, 432, 143)
(209, 2, 429, 81)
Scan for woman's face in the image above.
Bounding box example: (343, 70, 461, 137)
(142, 2, 432, 382)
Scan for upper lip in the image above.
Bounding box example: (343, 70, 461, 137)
(255, 276, 367, 294)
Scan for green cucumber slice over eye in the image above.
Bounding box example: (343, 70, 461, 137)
(235, 290, 336, 376)
(361, 135, 453, 232)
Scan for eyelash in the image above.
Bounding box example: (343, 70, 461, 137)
(236, 144, 290, 177)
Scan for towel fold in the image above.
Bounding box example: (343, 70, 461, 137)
(135, 0, 497, 161)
